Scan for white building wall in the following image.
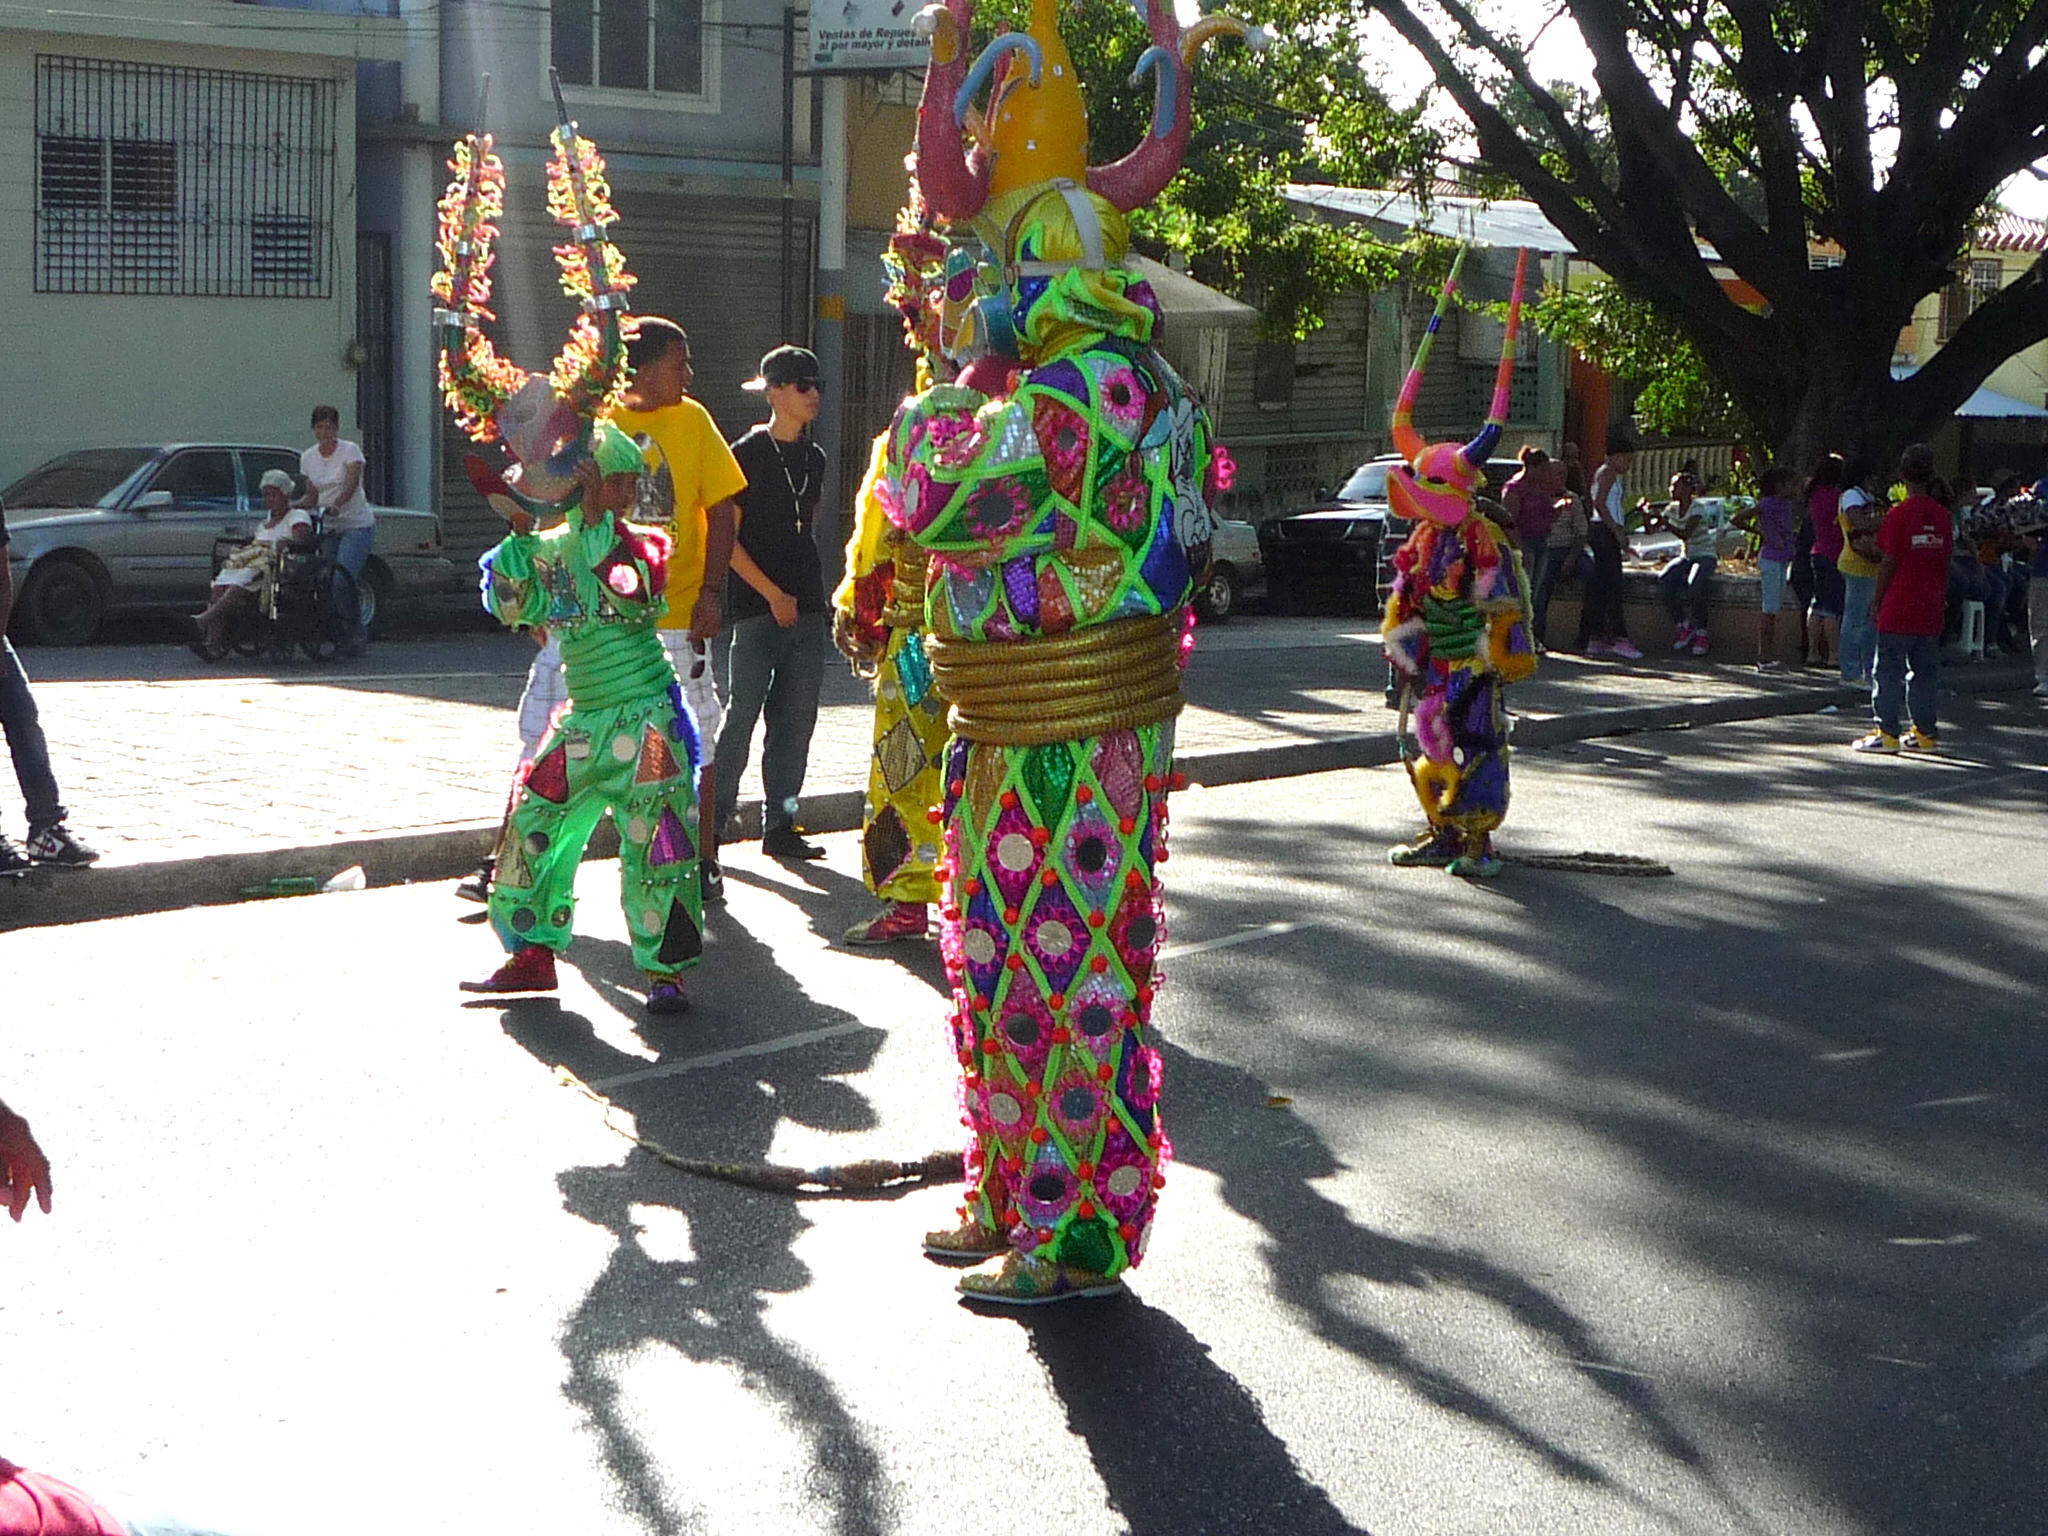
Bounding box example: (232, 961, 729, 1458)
(0, 30, 363, 487)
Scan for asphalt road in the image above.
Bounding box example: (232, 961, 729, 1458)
(5, 695, 2046, 1536)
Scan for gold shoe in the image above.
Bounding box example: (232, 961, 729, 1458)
(922, 1219, 1011, 1264)
(957, 1252, 1125, 1307)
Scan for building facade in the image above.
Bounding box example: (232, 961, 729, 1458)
(0, 0, 403, 490)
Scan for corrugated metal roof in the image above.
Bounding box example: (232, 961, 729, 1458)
(1891, 363, 2048, 419)
(1976, 209, 2048, 253)
(1284, 184, 1577, 254)
(1129, 256, 1260, 328)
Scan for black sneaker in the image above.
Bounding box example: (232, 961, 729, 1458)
(454, 860, 493, 904)
(0, 834, 31, 875)
(25, 824, 98, 867)
(761, 826, 825, 861)
(701, 855, 726, 905)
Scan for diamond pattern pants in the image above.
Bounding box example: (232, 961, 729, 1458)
(939, 719, 1175, 1279)
(861, 627, 949, 903)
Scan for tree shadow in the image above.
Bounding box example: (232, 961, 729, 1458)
(481, 913, 894, 1536)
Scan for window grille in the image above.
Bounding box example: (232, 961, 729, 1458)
(552, 0, 706, 98)
(1938, 257, 2002, 343)
(34, 55, 336, 297)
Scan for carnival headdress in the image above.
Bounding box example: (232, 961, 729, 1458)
(1386, 246, 1531, 529)
(911, 0, 1266, 237)
(432, 72, 637, 510)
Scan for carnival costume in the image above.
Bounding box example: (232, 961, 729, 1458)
(889, 0, 1259, 1303)
(1380, 249, 1537, 881)
(438, 76, 702, 1014)
(832, 201, 961, 943)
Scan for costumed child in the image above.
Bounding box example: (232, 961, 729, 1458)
(435, 77, 705, 1015)
(1381, 247, 1538, 880)
(884, 0, 1260, 1305)
(832, 195, 963, 946)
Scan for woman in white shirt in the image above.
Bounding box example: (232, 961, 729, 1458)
(299, 404, 374, 654)
(189, 470, 315, 660)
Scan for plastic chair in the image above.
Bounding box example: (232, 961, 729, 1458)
(1960, 599, 1987, 661)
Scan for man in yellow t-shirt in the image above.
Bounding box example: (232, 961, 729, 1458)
(613, 316, 748, 902)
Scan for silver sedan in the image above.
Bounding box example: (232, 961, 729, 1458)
(2, 444, 464, 645)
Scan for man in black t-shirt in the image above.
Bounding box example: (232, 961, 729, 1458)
(714, 346, 832, 859)
(0, 501, 98, 871)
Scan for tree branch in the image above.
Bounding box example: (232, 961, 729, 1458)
(1895, 248, 2048, 426)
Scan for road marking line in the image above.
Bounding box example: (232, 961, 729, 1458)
(1865, 1355, 1933, 1369)
(584, 921, 1313, 1087)
(1816, 1047, 1882, 1062)
(1161, 920, 1312, 961)
(1565, 1358, 1655, 1381)
(587, 1021, 879, 1089)
(1911, 1093, 1998, 1109)
(1886, 1233, 1980, 1247)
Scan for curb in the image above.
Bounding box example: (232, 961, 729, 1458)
(2, 667, 2031, 931)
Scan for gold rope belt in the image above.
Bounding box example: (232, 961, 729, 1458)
(881, 541, 930, 630)
(927, 611, 1184, 746)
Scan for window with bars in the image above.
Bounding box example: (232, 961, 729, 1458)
(34, 55, 336, 297)
(1938, 257, 2003, 342)
(552, 0, 707, 99)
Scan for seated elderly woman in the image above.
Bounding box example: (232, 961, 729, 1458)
(188, 468, 315, 660)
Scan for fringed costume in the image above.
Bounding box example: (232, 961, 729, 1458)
(836, 434, 949, 927)
(1381, 249, 1538, 880)
(438, 76, 702, 1014)
(891, 0, 1261, 1304)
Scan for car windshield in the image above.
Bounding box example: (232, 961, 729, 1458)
(3, 447, 158, 508)
(1337, 462, 1393, 501)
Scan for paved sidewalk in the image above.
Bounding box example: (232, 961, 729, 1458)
(2, 617, 2032, 926)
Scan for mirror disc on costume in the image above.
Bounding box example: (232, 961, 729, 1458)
(1004, 1012, 1040, 1048)
(1127, 914, 1158, 951)
(611, 733, 639, 762)
(1035, 919, 1073, 957)
(1106, 1165, 1144, 1198)
(996, 831, 1035, 872)
(1077, 1003, 1115, 1038)
(1075, 835, 1108, 874)
(1029, 1173, 1066, 1203)
(964, 928, 999, 966)
(510, 908, 537, 932)
(988, 1092, 1025, 1127)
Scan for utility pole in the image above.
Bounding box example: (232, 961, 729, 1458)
(814, 72, 848, 575)
(780, 5, 797, 340)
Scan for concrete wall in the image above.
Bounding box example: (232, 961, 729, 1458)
(0, 29, 366, 486)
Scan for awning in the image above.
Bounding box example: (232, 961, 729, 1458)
(1283, 184, 1576, 255)
(1890, 363, 2048, 419)
(1130, 256, 1260, 329)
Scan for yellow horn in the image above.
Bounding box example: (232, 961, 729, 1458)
(986, 0, 1090, 198)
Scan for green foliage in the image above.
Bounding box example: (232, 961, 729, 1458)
(971, 0, 1430, 338)
(1526, 275, 1758, 443)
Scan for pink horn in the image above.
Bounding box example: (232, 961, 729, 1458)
(1085, 0, 1189, 212)
(912, 0, 991, 220)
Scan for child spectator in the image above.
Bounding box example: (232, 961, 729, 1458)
(1805, 453, 1846, 669)
(1655, 472, 1725, 657)
(1854, 443, 1952, 752)
(1744, 463, 1797, 670)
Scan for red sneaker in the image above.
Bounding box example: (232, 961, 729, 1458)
(841, 901, 931, 945)
(459, 945, 558, 994)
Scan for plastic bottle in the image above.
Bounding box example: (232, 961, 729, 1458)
(239, 876, 321, 898)
(322, 865, 368, 892)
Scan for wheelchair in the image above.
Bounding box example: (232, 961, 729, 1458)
(209, 520, 359, 663)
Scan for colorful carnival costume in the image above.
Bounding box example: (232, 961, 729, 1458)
(888, 0, 1259, 1304)
(832, 205, 962, 945)
(473, 425, 704, 1001)
(436, 77, 701, 1014)
(835, 432, 949, 942)
(1380, 249, 1538, 880)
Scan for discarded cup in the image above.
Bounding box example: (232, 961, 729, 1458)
(322, 865, 368, 893)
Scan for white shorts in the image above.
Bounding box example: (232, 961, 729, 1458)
(661, 630, 726, 748)
(515, 636, 568, 766)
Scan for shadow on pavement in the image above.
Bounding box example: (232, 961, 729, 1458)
(1016, 1295, 1373, 1536)
(485, 912, 895, 1536)
(1156, 741, 2048, 1534)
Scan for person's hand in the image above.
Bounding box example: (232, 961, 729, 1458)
(505, 506, 535, 537)
(572, 458, 604, 524)
(0, 1104, 53, 1222)
(688, 589, 722, 641)
(768, 589, 799, 628)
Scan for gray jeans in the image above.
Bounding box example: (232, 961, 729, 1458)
(714, 610, 826, 834)
(0, 636, 65, 833)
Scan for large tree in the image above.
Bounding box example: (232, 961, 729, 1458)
(1328, 0, 2048, 468)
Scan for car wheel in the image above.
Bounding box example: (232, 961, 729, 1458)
(357, 559, 391, 637)
(16, 556, 106, 646)
(1194, 562, 1239, 622)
